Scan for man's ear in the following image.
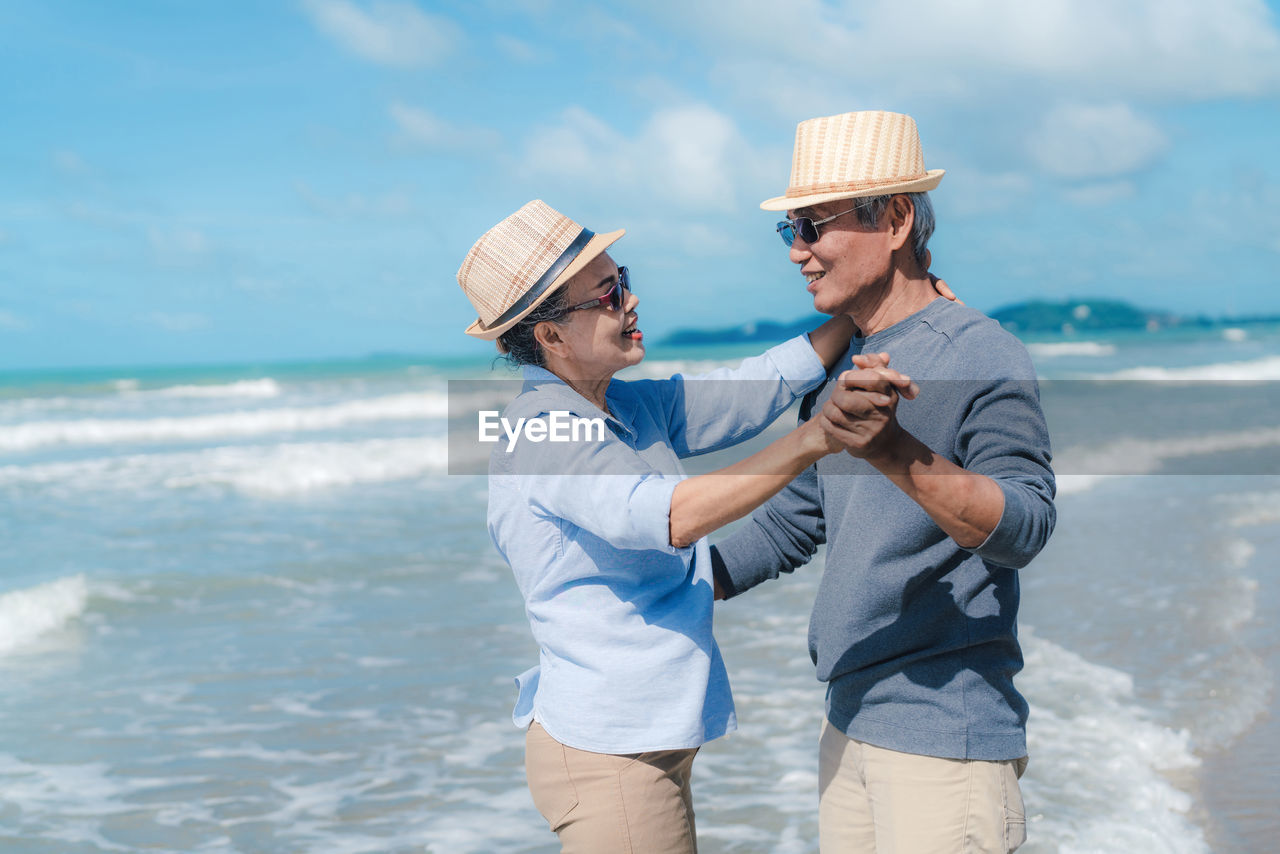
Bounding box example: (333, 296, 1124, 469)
(533, 319, 567, 360)
(887, 195, 916, 252)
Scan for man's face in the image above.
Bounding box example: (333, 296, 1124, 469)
(786, 200, 896, 317)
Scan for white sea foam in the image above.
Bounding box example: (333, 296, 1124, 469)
(0, 379, 284, 423)
(0, 392, 447, 451)
(166, 437, 450, 496)
(1221, 327, 1248, 342)
(622, 357, 736, 379)
(1055, 426, 1280, 490)
(1214, 488, 1280, 528)
(0, 437, 448, 497)
(0, 575, 89, 656)
(1018, 629, 1207, 853)
(1028, 341, 1117, 358)
(1223, 538, 1257, 569)
(142, 378, 283, 398)
(1095, 354, 1280, 381)
(1054, 473, 1120, 495)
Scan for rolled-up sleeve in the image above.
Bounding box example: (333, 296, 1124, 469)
(637, 334, 829, 457)
(955, 379, 1056, 569)
(515, 422, 693, 557)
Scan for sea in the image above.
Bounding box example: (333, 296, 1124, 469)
(2, 320, 1278, 853)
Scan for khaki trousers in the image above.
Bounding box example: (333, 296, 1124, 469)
(525, 721, 700, 854)
(818, 719, 1028, 854)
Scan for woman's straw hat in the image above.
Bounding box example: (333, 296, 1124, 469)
(458, 200, 624, 339)
(760, 110, 944, 212)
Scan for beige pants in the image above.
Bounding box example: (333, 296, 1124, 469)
(525, 721, 700, 854)
(819, 719, 1028, 854)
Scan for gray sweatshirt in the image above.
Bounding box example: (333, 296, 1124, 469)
(711, 297, 1055, 760)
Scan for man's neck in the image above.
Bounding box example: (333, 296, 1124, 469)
(848, 267, 938, 337)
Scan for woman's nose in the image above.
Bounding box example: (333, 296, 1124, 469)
(625, 291, 639, 312)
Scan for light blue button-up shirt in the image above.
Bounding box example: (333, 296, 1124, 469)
(486, 336, 826, 754)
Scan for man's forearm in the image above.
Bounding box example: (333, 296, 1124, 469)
(709, 463, 826, 599)
(865, 430, 1004, 548)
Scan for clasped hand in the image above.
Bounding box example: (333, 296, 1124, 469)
(813, 352, 918, 459)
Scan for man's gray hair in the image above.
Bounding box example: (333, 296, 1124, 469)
(848, 192, 935, 270)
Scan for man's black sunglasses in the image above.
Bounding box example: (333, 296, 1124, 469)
(776, 207, 859, 247)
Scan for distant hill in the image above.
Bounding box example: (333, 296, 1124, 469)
(989, 299, 1172, 334)
(661, 316, 826, 346)
(660, 299, 1280, 345)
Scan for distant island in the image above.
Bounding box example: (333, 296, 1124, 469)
(661, 298, 1280, 345)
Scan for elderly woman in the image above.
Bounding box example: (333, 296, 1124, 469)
(457, 200, 919, 853)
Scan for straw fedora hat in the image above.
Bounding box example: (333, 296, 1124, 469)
(458, 200, 624, 340)
(760, 110, 944, 212)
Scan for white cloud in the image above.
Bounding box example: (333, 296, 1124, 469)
(294, 180, 414, 218)
(1191, 173, 1280, 254)
(149, 227, 213, 268)
(234, 276, 288, 297)
(388, 102, 501, 150)
(522, 104, 768, 212)
(145, 312, 209, 332)
(0, 309, 27, 330)
(645, 0, 1280, 107)
(1063, 181, 1137, 206)
(149, 227, 210, 256)
(52, 150, 89, 175)
(1029, 103, 1168, 180)
(494, 34, 546, 63)
(937, 170, 1034, 217)
(301, 0, 460, 67)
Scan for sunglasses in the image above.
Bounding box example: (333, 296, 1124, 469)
(567, 266, 631, 313)
(776, 206, 859, 247)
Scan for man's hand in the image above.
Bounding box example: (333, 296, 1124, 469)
(819, 354, 918, 460)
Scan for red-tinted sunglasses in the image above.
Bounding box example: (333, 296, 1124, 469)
(567, 266, 631, 313)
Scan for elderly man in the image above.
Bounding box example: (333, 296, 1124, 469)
(710, 111, 1056, 853)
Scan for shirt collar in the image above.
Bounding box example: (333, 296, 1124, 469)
(519, 365, 636, 439)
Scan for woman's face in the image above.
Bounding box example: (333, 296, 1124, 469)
(542, 251, 643, 378)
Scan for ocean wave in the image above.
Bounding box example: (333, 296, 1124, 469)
(0, 575, 88, 657)
(0, 392, 448, 452)
(0, 379, 281, 420)
(1028, 341, 1117, 358)
(165, 437, 450, 497)
(141, 378, 283, 399)
(1054, 426, 1280, 491)
(1094, 355, 1280, 382)
(622, 358, 737, 379)
(1019, 629, 1206, 853)
(1214, 488, 1280, 528)
(0, 437, 449, 497)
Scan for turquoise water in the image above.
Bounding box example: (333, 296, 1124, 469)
(1, 324, 1278, 852)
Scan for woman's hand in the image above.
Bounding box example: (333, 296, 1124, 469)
(931, 275, 962, 305)
(922, 250, 962, 304)
(802, 414, 847, 457)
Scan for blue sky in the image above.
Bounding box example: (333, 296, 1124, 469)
(2, 1, 1280, 370)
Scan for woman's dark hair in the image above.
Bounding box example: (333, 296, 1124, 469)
(495, 285, 570, 368)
